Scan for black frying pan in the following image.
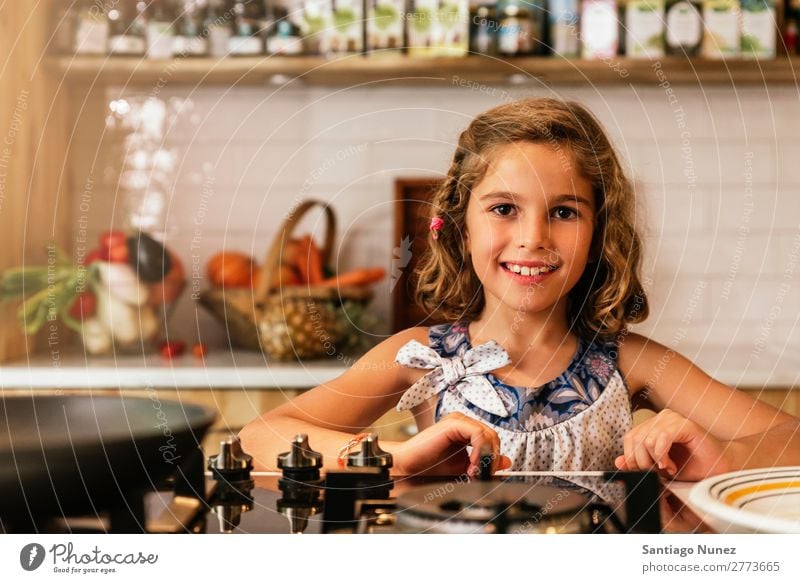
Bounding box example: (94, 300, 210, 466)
(0, 394, 215, 529)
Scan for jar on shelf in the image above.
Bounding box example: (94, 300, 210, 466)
(229, 0, 266, 55)
(73, 0, 110, 55)
(146, 0, 175, 59)
(496, 0, 545, 57)
(266, 1, 304, 55)
(205, 0, 233, 58)
(470, 4, 497, 56)
(549, 0, 580, 57)
(173, 0, 210, 57)
(664, 0, 703, 56)
(108, 0, 148, 56)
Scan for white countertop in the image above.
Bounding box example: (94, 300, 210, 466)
(0, 350, 350, 390)
(0, 346, 796, 390)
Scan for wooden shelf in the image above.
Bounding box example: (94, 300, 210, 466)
(47, 54, 800, 87)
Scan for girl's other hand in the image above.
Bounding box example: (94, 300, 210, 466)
(615, 408, 734, 482)
(393, 412, 512, 477)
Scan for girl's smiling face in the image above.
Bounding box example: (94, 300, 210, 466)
(465, 141, 596, 320)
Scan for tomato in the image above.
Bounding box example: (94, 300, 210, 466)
(192, 343, 208, 358)
(100, 230, 127, 249)
(82, 249, 103, 265)
(102, 244, 129, 264)
(206, 252, 255, 288)
(159, 340, 186, 359)
(68, 292, 97, 320)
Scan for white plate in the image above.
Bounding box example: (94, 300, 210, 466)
(689, 467, 800, 533)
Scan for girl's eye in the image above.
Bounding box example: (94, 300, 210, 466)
(490, 204, 516, 217)
(552, 206, 577, 220)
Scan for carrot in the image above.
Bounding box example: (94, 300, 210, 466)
(306, 237, 324, 285)
(319, 267, 386, 288)
(294, 236, 311, 285)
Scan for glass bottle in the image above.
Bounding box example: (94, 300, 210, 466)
(496, 0, 534, 57)
(74, 0, 110, 55)
(784, 19, 798, 55)
(580, 0, 619, 59)
(205, 0, 233, 57)
(549, 0, 580, 57)
(174, 0, 210, 56)
(229, 0, 266, 55)
(469, 4, 497, 56)
(266, 0, 304, 55)
(146, 0, 175, 59)
(664, 0, 703, 56)
(108, 0, 148, 56)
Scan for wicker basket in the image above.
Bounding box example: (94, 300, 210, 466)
(200, 200, 373, 360)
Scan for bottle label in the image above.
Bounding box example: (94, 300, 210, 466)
(267, 35, 303, 55)
(741, 3, 776, 58)
(75, 18, 109, 55)
(173, 36, 209, 56)
(208, 25, 232, 58)
(228, 36, 263, 55)
(497, 21, 522, 55)
(147, 22, 174, 59)
(581, 0, 618, 59)
(702, 0, 741, 58)
(626, 0, 665, 58)
(367, 0, 404, 52)
(666, 2, 702, 48)
(108, 35, 146, 55)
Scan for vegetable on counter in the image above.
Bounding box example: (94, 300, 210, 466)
(126, 231, 173, 282)
(205, 235, 386, 292)
(159, 340, 186, 359)
(206, 251, 255, 288)
(148, 252, 186, 306)
(0, 230, 186, 355)
(319, 267, 386, 288)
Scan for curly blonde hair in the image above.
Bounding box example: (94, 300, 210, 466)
(413, 98, 648, 341)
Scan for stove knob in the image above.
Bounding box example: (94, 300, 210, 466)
(277, 434, 323, 470)
(346, 434, 393, 469)
(208, 435, 253, 482)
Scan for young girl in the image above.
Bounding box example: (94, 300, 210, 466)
(240, 98, 799, 480)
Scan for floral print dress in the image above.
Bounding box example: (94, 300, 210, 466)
(396, 321, 633, 471)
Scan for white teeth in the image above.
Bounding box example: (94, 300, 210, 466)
(504, 263, 555, 276)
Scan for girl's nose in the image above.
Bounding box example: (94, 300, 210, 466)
(516, 215, 552, 250)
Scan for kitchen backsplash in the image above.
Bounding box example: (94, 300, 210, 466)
(71, 82, 800, 382)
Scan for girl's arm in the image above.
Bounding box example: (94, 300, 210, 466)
(617, 333, 799, 480)
(239, 327, 510, 475)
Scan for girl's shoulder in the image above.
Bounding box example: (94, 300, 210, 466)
(615, 331, 674, 396)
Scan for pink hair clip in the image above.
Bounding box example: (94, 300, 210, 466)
(429, 216, 444, 240)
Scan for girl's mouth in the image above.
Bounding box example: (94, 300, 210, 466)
(500, 262, 559, 283)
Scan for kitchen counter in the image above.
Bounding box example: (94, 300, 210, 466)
(0, 350, 350, 389)
(0, 346, 796, 392)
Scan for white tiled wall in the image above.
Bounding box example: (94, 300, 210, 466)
(71, 82, 800, 384)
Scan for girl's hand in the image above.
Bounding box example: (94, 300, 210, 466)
(615, 409, 734, 482)
(393, 412, 512, 477)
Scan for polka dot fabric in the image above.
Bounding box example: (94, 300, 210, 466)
(395, 339, 512, 417)
(395, 322, 633, 472)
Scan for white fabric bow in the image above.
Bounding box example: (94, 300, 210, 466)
(394, 339, 513, 417)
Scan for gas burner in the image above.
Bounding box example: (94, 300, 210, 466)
(3, 432, 710, 534)
(394, 480, 599, 534)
